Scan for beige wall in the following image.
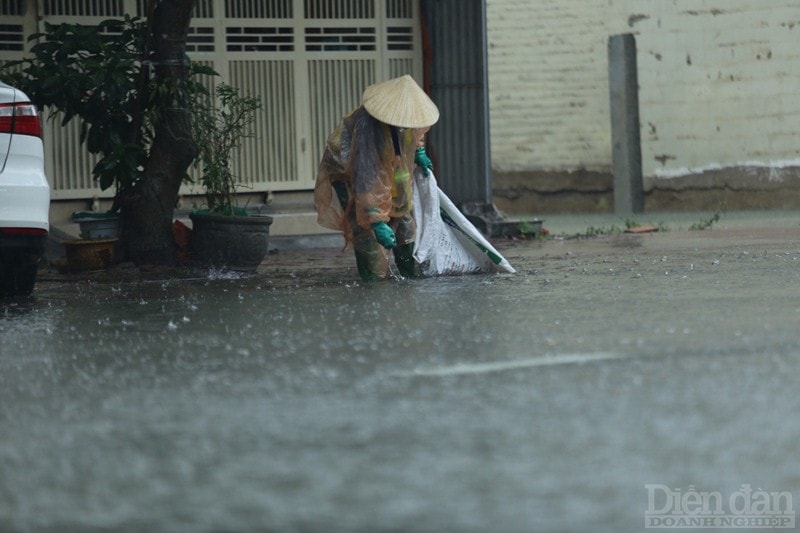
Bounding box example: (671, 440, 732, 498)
(486, 0, 800, 210)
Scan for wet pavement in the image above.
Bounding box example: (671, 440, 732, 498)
(2, 209, 800, 532)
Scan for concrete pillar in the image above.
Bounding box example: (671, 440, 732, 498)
(608, 33, 644, 215)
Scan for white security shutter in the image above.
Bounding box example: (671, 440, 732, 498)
(8, 0, 421, 200)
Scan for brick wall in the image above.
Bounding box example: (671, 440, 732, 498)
(486, 0, 800, 212)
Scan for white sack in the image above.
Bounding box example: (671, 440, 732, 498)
(412, 170, 515, 276)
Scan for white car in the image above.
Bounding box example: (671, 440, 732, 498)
(0, 81, 50, 297)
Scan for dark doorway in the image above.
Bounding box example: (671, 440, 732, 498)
(420, 0, 491, 207)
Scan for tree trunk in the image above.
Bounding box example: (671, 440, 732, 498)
(119, 0, 197, 265)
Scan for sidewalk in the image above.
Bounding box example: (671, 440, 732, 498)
(260, 208, 800, 286)
(40, 208, 800, 285)
(260, 207, 800, 249)
(527, 208, 800, 236)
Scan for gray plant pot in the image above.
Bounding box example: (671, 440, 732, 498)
(71, 211, 121, 239)
(189, 212, 273, 271)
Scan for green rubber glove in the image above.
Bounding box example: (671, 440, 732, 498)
(415, 146, 433, 176)
(371, 221, 397, 249)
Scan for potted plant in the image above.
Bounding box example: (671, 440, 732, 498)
(189, 83, 273, 271)
(60, 209, 120, 271)
(61, 208, 122, 271)
(2, 14, 216, 266)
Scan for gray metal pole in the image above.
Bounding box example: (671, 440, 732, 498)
(608, 33, 644, 215)
(478, 0, 492, 203)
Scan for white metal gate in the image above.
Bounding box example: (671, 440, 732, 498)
(0, 0, 421, 200)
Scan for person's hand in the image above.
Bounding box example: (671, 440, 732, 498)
(371, 221, 397, 249)
(415, 146, 433, 176)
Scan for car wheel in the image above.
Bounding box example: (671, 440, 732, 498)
(0, 250, 41, 297)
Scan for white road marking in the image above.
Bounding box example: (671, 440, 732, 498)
(399, 352, 624, 377)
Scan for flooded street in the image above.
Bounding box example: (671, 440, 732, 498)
(2, 220, 800, 531)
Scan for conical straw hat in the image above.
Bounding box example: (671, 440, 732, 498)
(362, 75, 439, 128)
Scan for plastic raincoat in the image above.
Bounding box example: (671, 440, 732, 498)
(315, 105, 428, 280)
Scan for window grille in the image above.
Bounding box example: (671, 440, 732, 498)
(305, 0, 374, 19)
(226, 0, 292, 19)
(389, 57, 413, 78)
(134, 0, 213, 18)
(194, 0, 214, 18)
(1, 1, 26, 16)
(387, 26, 412, 50)
(386, 0, 411, 19)
(45, 0, 123, 17)
(305, 27, 376, 52)
(226, 27, 294, 53)
(0, 25, 25, 51)
(2, 0, 421, 198)
(308, 59, 375, 173)
(230, 60, 297, 186)
(187, 26, 215, 53)
(44, 117, 99, 194)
